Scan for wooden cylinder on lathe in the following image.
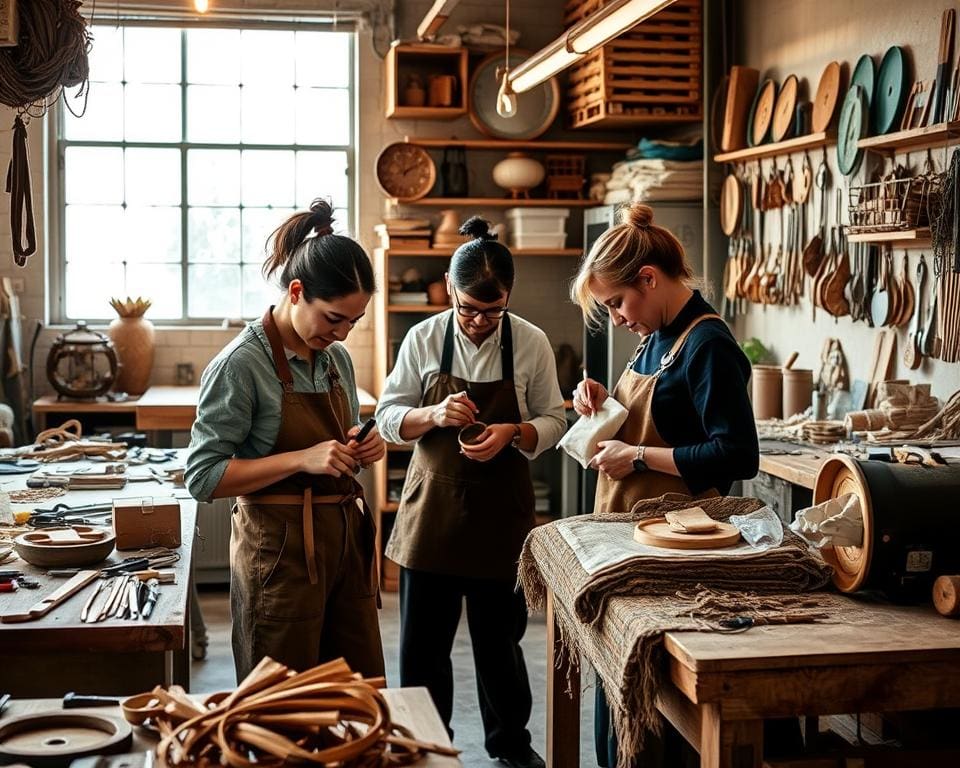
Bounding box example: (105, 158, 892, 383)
(933, 575, 960, 617)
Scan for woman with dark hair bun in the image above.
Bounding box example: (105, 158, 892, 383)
(185, 198, 386, 682)
(376, 215, 566, 768)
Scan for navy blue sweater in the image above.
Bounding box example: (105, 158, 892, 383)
(629, 291, 758, 495)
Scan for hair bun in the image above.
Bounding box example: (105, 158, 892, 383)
(458, 215, 495, 240)
(622, 202, 653, 230)
(309, 198, 335, 235)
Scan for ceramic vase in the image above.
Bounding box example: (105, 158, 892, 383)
(492, 152, 545, 199)
(107, 297, 155, 396)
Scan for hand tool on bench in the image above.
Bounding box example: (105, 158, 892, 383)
(0, 570, 99, 623)
(63, 692, 121, 708)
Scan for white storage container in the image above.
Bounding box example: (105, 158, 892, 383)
(506, 207, 569, 250)
(510, 233, 568, 250)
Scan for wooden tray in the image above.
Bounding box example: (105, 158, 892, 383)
(14, 525, 115, 568)
(0, 712, 132, 767)
(634, 518, 742, 549)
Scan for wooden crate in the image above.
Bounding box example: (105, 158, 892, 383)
(563, 0, 702, 128)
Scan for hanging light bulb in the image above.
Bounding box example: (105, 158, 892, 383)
(495, 0, 517, 118)
(496, 70, 518, 118)
(194, 0, 210, 12)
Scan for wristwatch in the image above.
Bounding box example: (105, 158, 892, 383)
(632, 444, 647, 473)
(510, 424, 522, 449)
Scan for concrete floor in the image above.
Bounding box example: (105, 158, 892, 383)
(192, 587, 599, 768)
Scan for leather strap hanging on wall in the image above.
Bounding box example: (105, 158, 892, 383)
(5, 116, 36, 267)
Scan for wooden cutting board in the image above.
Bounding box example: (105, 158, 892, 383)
(722, 66, 760, 152)
(813, 61, 842, 132)
(772, 74, 798, 141)
(634, 518, 742, 550)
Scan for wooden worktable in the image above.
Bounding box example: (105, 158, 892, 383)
(0, 454, 196, 697)
(757, 441, 827, 489)
(546, 591, 960, 768)
(4, 687, 461, 767)
(34, 386, 376, 435)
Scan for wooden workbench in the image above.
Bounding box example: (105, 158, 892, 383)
(0, 455, 196, 697)
(4, 687, 461, 767)
(546, 589, 960, 768)
(757, 444, 826, 490)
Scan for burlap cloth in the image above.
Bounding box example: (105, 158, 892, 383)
(518, 494, 844, 763)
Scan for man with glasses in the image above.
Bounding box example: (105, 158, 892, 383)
(376, 217, 567, 768)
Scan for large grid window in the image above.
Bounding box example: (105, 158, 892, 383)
(56, 24, 354, 322)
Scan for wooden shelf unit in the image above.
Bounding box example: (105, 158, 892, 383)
(858, 121, 960, 154)
(392, 197, 600, 208)
(382, 247, 583, 257)
(845, 228, 932, 247)
(713, 131, 835, 163)
(385, 43, 468, 120)
(403, 137, 632, 152)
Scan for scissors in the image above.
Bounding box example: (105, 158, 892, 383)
(28, 501, 114, 528)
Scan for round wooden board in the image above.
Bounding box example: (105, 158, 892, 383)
(812, 61, 842, 133)
(634, 518, 742, 550)
(720, 174, 741, 236)
(0, 712, 132, 766)
(750, 79, 777, 146)
(772, 74, 798, 142)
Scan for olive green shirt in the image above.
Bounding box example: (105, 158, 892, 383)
(184, 318, 361, 502)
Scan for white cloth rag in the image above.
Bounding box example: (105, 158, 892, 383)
(557, 397, 629, 469)
(789, 493, 864, 548)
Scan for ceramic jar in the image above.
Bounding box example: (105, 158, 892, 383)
(108, 315, 156, 396)
(403, 74, 426, 107)
(492, 152, 545, 199)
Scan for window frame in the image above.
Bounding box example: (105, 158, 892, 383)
(48, 18, 357, 326)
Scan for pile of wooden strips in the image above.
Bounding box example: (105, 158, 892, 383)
(122, 657, 460, 767)
(18, 420, 127, 462)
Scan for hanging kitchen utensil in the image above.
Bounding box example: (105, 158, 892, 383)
(905, 255, 928, 369)
(824, 190, 851, 317)
(871, 248, 893, 327)
(812, 61, 843, 132)
(794, 151, 813, 204)
(803, 151, 830, 277)
(762, 160, 786, 210)
(837, 85, 868, 177)
(772, 74, 798, 142)
(873, 46, 910, 135)
(781, 157, 795, 206)
(896, 253, 915, 326)
(748, 78, 778, 147)
(720, 171, 742, 236)
(851, 54, 877, 117)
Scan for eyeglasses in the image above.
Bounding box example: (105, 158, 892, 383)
(452, 290, 509, 321)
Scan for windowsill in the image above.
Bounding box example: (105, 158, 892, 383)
(44, 322, 248, 332)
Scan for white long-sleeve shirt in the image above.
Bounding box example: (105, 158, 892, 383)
(375, 309, 567, 459)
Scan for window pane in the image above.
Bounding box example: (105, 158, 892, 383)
(126, 263, 183, 319)
(63, 82, 123, 141)
(188, 264, 241, 317)
(65, 147, 123, 204)
(65, 205, 124, 263)
(124, 28, 181, 83)
(188, 207, 241, 263)
(296, 151, 347, 210)
(240, 30, 294, 85)
(188, 149, 240, 205)
(187, 84, 240, 143)
(296, 88, 349, 146)
(296, 31, 349, 87)
(88, 26, 124, 82)
(124, 207, 181, 263)
(242, 263, 276, 316)
(241, 150, 294, 207)
(66, 261, 125, 319)
(125, 149, 181, 206)
(242, 86, 294, 144)
(333, 207, 352, 236)
(187, 29, 241, 84)
(125, 84, 181, 142)
(241, 208, 295, 264)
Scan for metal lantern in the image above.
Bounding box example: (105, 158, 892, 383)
(46, 321, 118, 399)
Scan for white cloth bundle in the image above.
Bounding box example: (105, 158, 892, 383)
(789, 493, 864, 548)
(557, 397, 629, 469)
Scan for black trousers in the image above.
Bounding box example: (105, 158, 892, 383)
(399, 566, 533, 757)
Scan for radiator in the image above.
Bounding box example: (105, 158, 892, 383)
(194, 497, 233, 585)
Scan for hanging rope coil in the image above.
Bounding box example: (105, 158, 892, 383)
(1, 0, 90, 268)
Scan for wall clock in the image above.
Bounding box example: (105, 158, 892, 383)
(375, 142, 436, 201)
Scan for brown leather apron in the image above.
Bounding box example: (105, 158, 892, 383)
(594, 313, 722, 516)
(230, 307, 382, 680)
(385, 313, 535, 580)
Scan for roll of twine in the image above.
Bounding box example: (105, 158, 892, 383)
(0, 0, 90, 113)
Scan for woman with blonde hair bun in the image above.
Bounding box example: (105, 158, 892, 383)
(571, 201, 763, 766)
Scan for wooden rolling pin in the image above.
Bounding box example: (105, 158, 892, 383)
(933, 575, 960, 617)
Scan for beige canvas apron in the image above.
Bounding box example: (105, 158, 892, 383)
(385, 313, 535, 580)
(230, 307, 382, 680)
(594, 313, 722, 516)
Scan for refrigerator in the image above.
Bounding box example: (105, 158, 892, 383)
(574, 203, 708, 515)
